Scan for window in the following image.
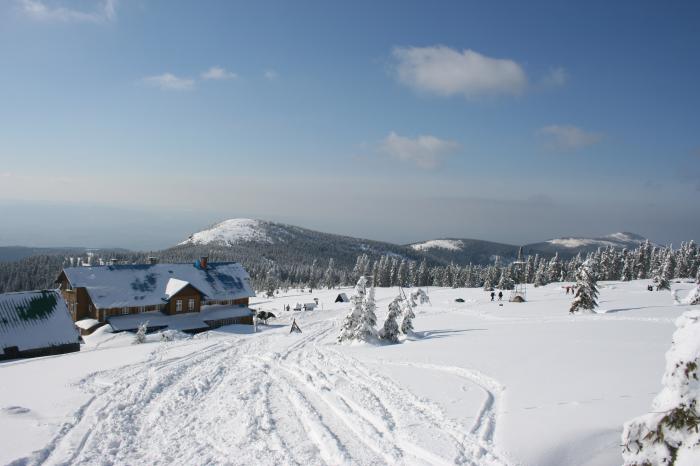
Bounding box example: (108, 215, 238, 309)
(188, 298, 195, 311)
(176, 300, 182, 312)
(121, 307, 129, 315)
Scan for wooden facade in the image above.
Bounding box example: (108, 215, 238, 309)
(165, 284, 202, 315)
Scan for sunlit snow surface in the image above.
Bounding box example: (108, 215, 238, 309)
(0, 280, 697, 466)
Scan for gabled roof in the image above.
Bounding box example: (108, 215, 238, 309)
(0, 290, 80, 354)
(60, 262, 255, 309)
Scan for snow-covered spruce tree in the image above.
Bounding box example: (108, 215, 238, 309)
(133, 321, 149, 344)
(497, 267, 515, 290)
(358, 283, 378, 341)
(323, 258, 338, 289)
(379, 297, 402, 344)
(621, 311, 700, 466)
(337, 276, 368, 343)
(533, 263, 548, 287)
(547, 253, 562, 283)
(400, 297, 415, 335)
(570, 261, 599, 314)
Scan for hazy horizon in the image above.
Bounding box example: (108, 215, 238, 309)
(0, 200, 697, 251)
(1, 1, 699, 249)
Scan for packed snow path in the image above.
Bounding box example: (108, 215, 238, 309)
(25, 318, 511, 466)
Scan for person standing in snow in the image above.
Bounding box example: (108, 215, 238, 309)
(498, 291, 503, 301)
(490, 291, 495, 301)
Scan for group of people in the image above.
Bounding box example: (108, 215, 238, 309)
(564, 285, 577, 295)
(490, 291, 503, 301)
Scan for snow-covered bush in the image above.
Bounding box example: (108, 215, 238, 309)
(621, 311, 700, 466)
(411, 289, 430, 305)
(133, 321, 149, 344)
(684, 286, 700, 305)
(674, 286, 700, 306)
(379, 297, 402, 344)
(160, 329, 188, 342)
(570, 261, 599, 314)
(654, 275, 672, 291)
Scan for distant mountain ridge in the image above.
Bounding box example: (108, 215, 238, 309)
(176, 218, 652, 266)
(525, 232, 649, 258)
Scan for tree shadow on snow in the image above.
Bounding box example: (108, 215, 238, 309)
(413, 328, 487, 340)
(600, 305, 663, 314)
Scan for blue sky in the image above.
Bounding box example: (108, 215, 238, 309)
(0, 0, 698, 249)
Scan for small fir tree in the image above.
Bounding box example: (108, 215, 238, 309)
(400, 298, 415, 335)
(570, 261, 599, 314)
(133, 321, 149, 344)
(379, 297, 402, 344)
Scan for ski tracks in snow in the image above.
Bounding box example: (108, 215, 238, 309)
(19, 320, 514, 466)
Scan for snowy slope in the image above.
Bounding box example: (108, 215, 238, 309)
(1, 280, 697, 465)
(180, 219, 274, 246)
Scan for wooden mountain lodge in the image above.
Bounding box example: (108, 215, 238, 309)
(56, 257, 256, 333)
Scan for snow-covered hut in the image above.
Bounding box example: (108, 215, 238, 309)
(335, 293, 349, 303)
(55, 259, 256, 332)
(0, 290, 80, 360)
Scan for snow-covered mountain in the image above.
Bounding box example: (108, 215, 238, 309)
(525, 232, 649, 258)
(173, 218, 425, 269)
(180, 219, 280, 246)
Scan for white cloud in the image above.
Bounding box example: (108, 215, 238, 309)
(392, 45, 527, 98)
(142, 73, 195, 91)
(264, 70, 278, 80)
(18, 0, 117, 23)
(379, 132, 460, 169)
(542, 66, 567, 87)
(201, 66, 237, 80)
(538, 125, 603, 151)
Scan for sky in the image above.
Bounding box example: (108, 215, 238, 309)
(0, 0, 699, 249)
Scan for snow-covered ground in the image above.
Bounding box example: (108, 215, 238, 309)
(1, 280, 697, 465)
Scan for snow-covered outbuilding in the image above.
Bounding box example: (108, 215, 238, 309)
(55, 257, 257, 332)
(335, 293, 349, 303)
(0, 290, 80, 360)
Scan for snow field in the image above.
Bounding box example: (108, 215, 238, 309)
(0, 279, 697, 465)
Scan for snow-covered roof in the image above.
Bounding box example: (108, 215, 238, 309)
(75, 318, 100, 330)
(0, 290, 80, 354)
(61, 262, 255, 309)
(107, 305, 254, 332)
(164, 278, 191, 299)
